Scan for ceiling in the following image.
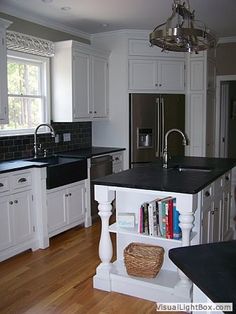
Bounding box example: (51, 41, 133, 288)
(0, 0, 236, 39)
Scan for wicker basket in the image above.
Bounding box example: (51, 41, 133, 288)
(124, 242, 164, 278)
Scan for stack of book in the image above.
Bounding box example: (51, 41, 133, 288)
(138, 197, 181, 240)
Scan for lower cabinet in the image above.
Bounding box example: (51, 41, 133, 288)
(201, 171, 231, 243)
(0, 170, 35, 262)
(47, 181, 86, 237)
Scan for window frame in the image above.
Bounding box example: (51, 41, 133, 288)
(0, 50, 51, 135)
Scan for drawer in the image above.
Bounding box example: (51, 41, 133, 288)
(0, 176, 10, 193)
(12, 171, 32, 190)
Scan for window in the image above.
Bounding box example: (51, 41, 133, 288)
(0, 50, 50, 134)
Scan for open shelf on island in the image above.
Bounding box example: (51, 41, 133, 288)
(109, 222, 197, 243)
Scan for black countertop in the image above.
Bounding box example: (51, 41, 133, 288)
(58, 146, 125, 158)
(0, 147, 125, 174)
(169, 241, 236, 312)
(92, 156, 236, 194)
(0, 159, 47, 174)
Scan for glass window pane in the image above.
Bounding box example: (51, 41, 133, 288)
(1, 97, 43, 130)
(7, 61, 41, 96)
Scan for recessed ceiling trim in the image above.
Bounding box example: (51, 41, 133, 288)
(0, 3, 91, 41)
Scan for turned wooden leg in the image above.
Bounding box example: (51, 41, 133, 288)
(174, 211, 194, 300)
(93, 185, 115, 291)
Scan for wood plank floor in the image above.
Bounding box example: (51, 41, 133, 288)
(0, 221, 185, 314)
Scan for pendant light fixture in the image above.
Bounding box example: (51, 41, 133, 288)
(149, 0, 217, 53)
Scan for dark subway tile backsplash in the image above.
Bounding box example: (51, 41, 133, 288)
(0, 122, 92, 161)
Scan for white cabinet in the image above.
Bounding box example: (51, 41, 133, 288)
(73, 51, 90, 120)
(52, 40, 109, 122)
(0, 169, 35, 261)
(186, 49, 216, 157)
(111, 151, 124, 173)
(0, 19, 12, 123)
(128, 59, 185, 92)
(91, 55, 109, 118)
(47, 181, 86, 237)
(201, 172, 231, 244)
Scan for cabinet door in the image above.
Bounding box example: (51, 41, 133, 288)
(67, 183, 85, 225)
(91, 56, 109, 118)
(72, 51, 91, 119)
(128, 59, 157, 90)
(211, 198, 222, 242)
(0, 29, 8, 123)
(158, 60, 185, 91)
(12, 191, 33, 245)
(0, 196, 13, 250)
(47, 189, 67, 233)
(201, 205, 212, 244)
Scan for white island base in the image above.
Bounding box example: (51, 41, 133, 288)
(93, 184, 200, 303)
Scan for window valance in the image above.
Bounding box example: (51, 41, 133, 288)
(6, 30, 54, 57)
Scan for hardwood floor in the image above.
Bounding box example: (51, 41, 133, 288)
(0, 221, 184, 314)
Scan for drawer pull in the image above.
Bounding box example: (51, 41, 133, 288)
(205, 191, 210, 197)
(0, 183, 4, 187)
(18, 178, 27, 183)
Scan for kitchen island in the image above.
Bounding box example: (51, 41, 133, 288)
(92, 157, 236, 303)
(169, 241, 236, 313)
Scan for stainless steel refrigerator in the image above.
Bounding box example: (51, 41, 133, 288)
(129, 93, 185, 167)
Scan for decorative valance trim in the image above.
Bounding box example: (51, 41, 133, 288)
(6, 30, 54, 57)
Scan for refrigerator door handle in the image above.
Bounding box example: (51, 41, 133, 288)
(156, 97, 160, 157)
(161, 96, 165, 155)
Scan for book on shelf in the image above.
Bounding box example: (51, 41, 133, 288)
(173, 198, 182, 239)
(138, 196, 181, 240)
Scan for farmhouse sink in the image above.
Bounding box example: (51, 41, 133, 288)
(27, 155, 87, 189)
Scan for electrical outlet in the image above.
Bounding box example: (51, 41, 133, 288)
(63, 133, 71, 142)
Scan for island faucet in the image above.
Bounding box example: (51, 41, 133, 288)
(34, 123, 56, 158)
(162, 128, 188, 169)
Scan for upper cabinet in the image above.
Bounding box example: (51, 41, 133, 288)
(52, 40, 109, 122)
(128, 38, 185, 93)
(128, 59, 185, 92)
(0, 19, 12, 124)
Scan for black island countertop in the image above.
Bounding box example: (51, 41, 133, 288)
(0, 146, 125, 174)
(92, 156, 236, 194)
(169, 241, 236, 312)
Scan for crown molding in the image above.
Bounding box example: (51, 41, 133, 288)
(0, 4, 91, 41)
(218, 36, 236, 44)
(91, 29, 152, 39)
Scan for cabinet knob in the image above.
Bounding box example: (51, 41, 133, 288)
(69, 193, 72, 196)
(94, 111, 97, 114)
(9, 201, 13, 205)
(225, 176, 229, 181)
(205, 191, 210, 197)
(0, 183, 4, 187)
(155, 83, 158, 87)
(14, 200, 18, 204)
(159, 83, 162, 87)
(65, 194, 68, 197)
(89, 111, 93, 114)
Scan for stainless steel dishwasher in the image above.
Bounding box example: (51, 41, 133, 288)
(90, 155, 113, 221)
